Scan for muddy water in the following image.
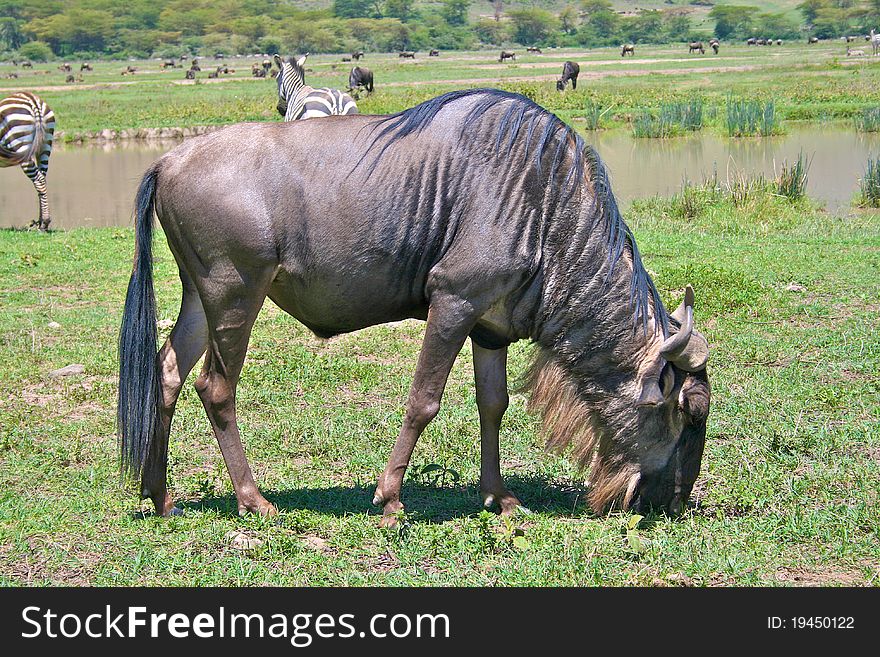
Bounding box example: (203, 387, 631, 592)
(1, 125, 877, 230)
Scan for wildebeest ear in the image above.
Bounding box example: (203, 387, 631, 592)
(679, 374, 710, 423)
(273, 53, 283, 68)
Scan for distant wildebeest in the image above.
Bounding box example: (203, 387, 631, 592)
(5, 72, 17, 79)
(190, 59, 200, 71)
(65, 74, 75, 83)
(429, 49, 439, 57)
(809, 36, 819, 44)
(0, 92, 55, 230)
(208, 68, 220, 78)
(262, 59, 272, 73)
(119, 89, 712, 526)
(688, 41, 705, 54)
(252, 66, 266, 78)
(161, 60, 176, 69)
(526, 47, 542, 54)
(746, 38, 756, 46)
(347, 66, 374, 98)
(621, 43, 635, 57)
(59, 63, 71, 73)
(275, 53, 358, 120)
(756, 38, 767, 45)
(21, 61, 32, 68)
(399, 51, 416, 59)
(185, 69, 196, 80)
(499, 50, 516, 62)
(776, 39, 782, 46)
(845, 35, 857, 43)
(341, 56, 351, 62)
(214, 52, 224, 59)
(847, 47, 865, 57)
(351, 51, 364, 60)
(556, 60, 579, 91)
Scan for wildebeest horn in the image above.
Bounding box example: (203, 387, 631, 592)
(661, 285, 709, 372)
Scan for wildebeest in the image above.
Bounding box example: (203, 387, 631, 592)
(526, 47, 542, 54)
(809, 36, 819, 44)
(59, 63, 71, 72)
(746, 37, 756, 46)
(688, 41, 705, 54)
(776, 39, 782, 46)
(341, 56, 352, 62)
(399, 51, 416, 59)
(347, 66, 374, 98)
(352, 51, 364, 60)
(709, 39, 719, 54)
(621, 44, 635, 57)
(190, 59, 200, 71)
(118, 89, 711, 525)
(21, 61, 33, 68)
(556, 60, 580, 91)
(429, 49, 440, 57)
(65, 74, 75, 83)
(499, 50, 516, 62)
(847, 47, 865, 57)
(251, 63, 266, 78)
(185, 69, 196, 80)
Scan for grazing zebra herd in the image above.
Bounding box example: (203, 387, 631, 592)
(0, 91, 55, 230)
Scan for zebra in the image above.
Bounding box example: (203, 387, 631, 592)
(273, 53, 358, 121)
(0, 92, 55, 230)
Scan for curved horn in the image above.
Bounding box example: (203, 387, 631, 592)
(661, 285, 709, 372)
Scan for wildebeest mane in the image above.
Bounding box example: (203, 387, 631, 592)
(359, 88, 666, 334)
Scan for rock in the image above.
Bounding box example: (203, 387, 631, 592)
(301, 535, 331, 553)
(225, 530, 263, 550)
(49, 364, 85, 378)
(47, 321, 61, 329)
(785, 283, 807, 292)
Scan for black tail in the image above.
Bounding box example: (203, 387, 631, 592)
(117, 163, 161, 487)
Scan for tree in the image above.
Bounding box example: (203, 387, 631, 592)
(709, 5, 758, 39)
(333, 0, 379, 19)
(0, 17, 24, 49)
(507, 8, 558, 46)
(17, 40, 52, 61)
(559, 5, 579, 35)
(441, 0, 470, 27)
(384, 0, 416, 23)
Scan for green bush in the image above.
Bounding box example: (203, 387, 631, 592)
(17, 41, 53, 62)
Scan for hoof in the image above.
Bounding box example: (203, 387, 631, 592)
(482, 490, 523, 515)
(379, 514, 400, 529)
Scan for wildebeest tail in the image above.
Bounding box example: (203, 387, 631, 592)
(117, 162, 161, 485)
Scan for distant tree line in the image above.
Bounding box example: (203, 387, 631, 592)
(0, 0, 876, 61)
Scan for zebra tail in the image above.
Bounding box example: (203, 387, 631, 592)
(117, 163, 161, 486)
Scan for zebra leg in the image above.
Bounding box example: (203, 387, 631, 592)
(21, 160, 50, 231)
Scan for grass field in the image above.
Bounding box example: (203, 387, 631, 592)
(1, 178, 877, 586)
(3, 41, 880, 139)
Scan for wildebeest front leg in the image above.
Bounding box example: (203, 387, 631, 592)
(473, 343, 521, 514)
(373, 299, 475, 526)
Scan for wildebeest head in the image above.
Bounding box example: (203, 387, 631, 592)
(526, 281, 710, 517)
(274, 53, 308, 117)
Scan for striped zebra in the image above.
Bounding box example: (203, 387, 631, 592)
(1, 92, 55, 230)
(273, 53, 358, 121)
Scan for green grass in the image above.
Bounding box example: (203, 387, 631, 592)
(4, 42, 880, 140)
(1, 185, 878, 586)
(858, 156, 880, 207)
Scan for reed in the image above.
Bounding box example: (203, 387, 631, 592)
(858, 156, 880, 207)
(727, 96, 778, 136)
(776, 151, 810, 202)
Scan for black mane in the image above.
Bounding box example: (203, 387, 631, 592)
(362, 88, 667, 335)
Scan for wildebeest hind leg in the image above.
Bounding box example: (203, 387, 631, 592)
(373, 297, 477, 526)
(473, 344, 522, 514)
(142, 273, 208, 516)
(194, 273, 276, 516)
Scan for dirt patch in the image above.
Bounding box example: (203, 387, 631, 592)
(771, 564, 870, 586)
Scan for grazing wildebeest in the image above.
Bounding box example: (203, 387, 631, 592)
(59, 63, 71, 73)
(756, 38, 766, 46)
(499, 50, 516, 62)
(208, 67, 220, 78)
(21, 61, 32, 68)
(262, 59, 272, 73)
(65, 74, 75, 83)
(118, 89, 711, 525)
(776, 39, 782, 46)
(352, 51, 364, 60)
(621, 44, 635, 57)
(429, 49, 440, 57)
(688, 41, 705, 54)
(185, 69, 196, 80)
(161, 60, 175, 69)
(347, 66, 374, 98)
(709, 39, 719, 54)
(0, 92, 55, 230)
(556, 60, 580, 91)
(526, 47, 542, 54)
(190, 59, 200, 71)
(809, 36, 819, 44)
(399, 51, 416, 59)
(746, 38, 756, 46)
